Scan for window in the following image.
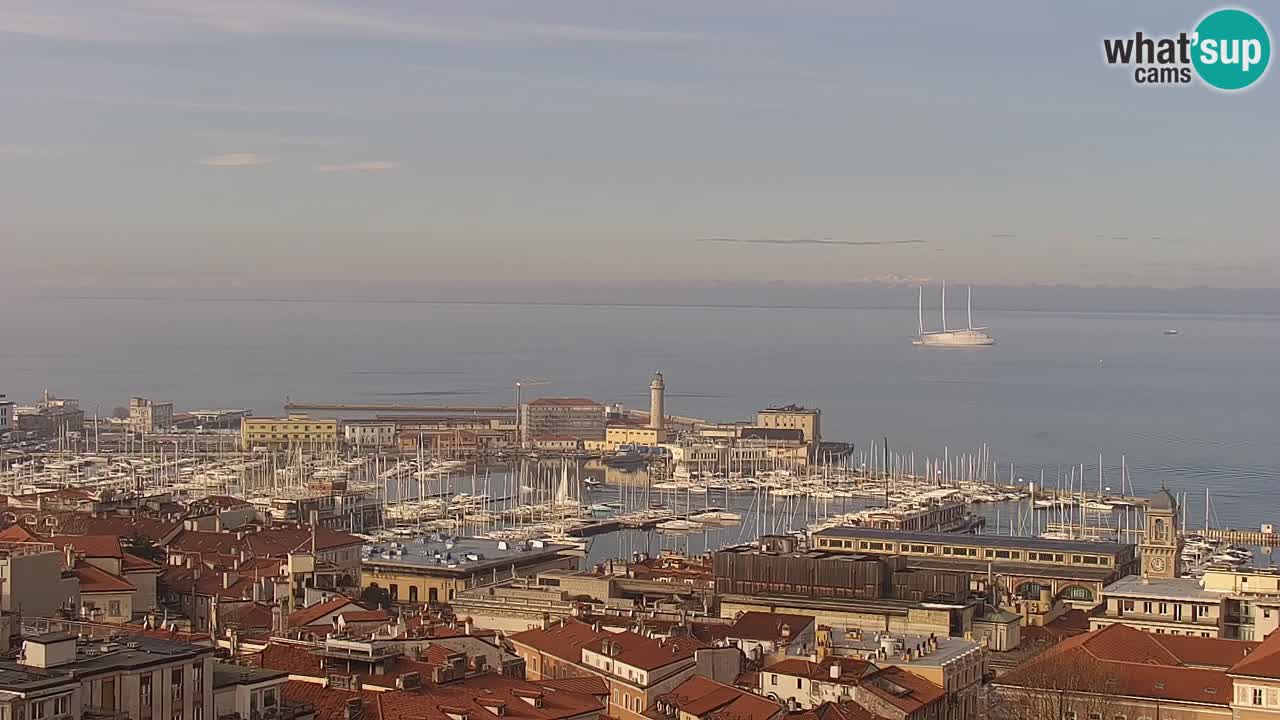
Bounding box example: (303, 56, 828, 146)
(109, 600, 122, 617)
(1143, 601, 1153, 614)
(194, 662, 204, 694)
(31, 702, 46, 720)
(797, 678, 803, 689)
(390, 584, 399, 600)
(53, 697, 69, 716)
(171, 667, 184, 703)
(409, 586, 419, 603)
(1254, 687, 1264, 705)
(1064, 713, 1076, 720)
(1158, 602, 1168, 615)
(141, 674, 153, 708)
(1087, 714, 1101, 720)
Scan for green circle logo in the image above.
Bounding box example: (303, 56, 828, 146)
(1192, 8, 1271, 90)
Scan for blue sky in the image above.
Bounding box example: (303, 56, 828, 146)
(2, 1, 1276, 289)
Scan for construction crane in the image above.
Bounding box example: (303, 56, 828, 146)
(513, 378, 550, 447)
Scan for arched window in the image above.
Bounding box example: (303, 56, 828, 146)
(1016, 582, 1048, 600)
(1060, 586, 1094, 602)
(1154, 518, 1165, 540)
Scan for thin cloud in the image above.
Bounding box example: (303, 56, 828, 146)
(198, 152, 273, 167)
(696, 237, 927, 247)
(314, 161, 400, 173)
(0, 2, 696, 47)
(194, 130, 344, 146)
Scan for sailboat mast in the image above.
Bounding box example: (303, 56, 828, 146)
(967, 286, 973, 330)
(918, 286, 924, 335)
(941, 281, 947, 332)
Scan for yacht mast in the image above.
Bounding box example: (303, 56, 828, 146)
(967, 286, 973, 330)
(941, 281, 947, 332)
(917, 286, 925, 335)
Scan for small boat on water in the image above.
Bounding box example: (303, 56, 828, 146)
(1164, 329, 1180, 335)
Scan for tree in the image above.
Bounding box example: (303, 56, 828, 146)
(122, 534, 165, 563)
(361, 584, 392, 610)
(990, 653, 1123, 720)
(111, 406, 129, 420)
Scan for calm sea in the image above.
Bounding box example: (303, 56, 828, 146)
(2, 297, 1276, 532)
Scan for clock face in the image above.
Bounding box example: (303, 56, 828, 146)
(1150, 556, 1167, 572)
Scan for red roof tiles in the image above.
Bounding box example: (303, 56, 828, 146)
(658, 676, 783, 720)
(287, 596, 366, 628)
(73, 560, 136, 593)
(510, 618, 611, 664)
(998, 623, 1246, 706)
(728, 613, 814, 643)
(50, 534, 123, 558)
(1230, 627, 1280, 679)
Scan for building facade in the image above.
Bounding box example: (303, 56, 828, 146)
(241, 415, 339, 451)
(0, 395, 12, 435)
(342, 421, 397, 448)
(128, 397, 174, 434)
(756, 406, 821, 445)
(522, 398, 607, 442)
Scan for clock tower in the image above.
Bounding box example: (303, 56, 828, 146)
(1140, 488, 1182, 580)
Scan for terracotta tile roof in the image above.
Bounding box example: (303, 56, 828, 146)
(785, 702, 886, 720)
(50, 534, 123, 558)
(587, 631, 706, 672)
(254, 643, 325, 677)
(658, 676, 783, 720)
(282, 680, 382, 720)
(375, 673, 605, 720)
(1230, 627, 1280, 679)
(761, 658, 875, 685)
(997, 623, 1241, 706)
(73, 560, 136, 593)
(858, 666, 944, 715)
(339, 610, 392, 624)
(0, 524, 40, 542)
(1152, 633, 1257, 668)
(287, 596, 366, 628)
(122, 551, 163, 572)
(728, 613, 814, 643)
(533, 676, 609, 697)
(221, 602, 275, 631)
(510, 618, 611, 664)
(51, 513, 181, 542)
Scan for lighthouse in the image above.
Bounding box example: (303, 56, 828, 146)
(649, 372, 665, 430)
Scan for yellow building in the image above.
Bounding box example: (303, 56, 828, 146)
(602, 423, 668, 451)
(241, 414, 339, 451)
(361, 537, 578, 606)
(756, 405, 821, 445)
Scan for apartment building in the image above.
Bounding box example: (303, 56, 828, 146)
(0, 626, 216, 720)
(241, 415, 339, 451)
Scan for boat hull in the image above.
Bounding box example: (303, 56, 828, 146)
(913, 330, 995, 347)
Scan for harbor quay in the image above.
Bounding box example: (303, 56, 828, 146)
(0, 375, 1276, 720)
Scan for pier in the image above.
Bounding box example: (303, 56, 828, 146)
(285, 402, 514, 415)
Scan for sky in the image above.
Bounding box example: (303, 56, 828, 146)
(2, 1, 1277, 291)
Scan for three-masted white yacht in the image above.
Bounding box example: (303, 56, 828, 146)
(913, 283, 995, 347)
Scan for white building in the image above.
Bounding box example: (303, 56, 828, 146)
(343, 421, 397, 448)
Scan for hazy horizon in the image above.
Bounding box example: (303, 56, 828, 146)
(4, 2, 1277, 288)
